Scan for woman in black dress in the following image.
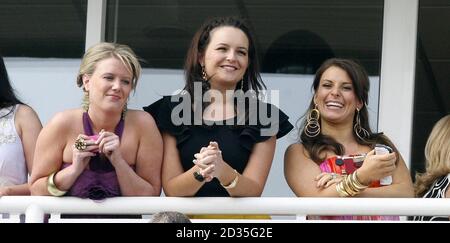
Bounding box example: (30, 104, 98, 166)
(145, 16, 292, 201)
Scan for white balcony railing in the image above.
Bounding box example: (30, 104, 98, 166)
(1, 196, 449, 223)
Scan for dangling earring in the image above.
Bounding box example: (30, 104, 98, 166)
(304, 104, 321, 138)
(240, 78, 244, 90)
(201, 65, 207, 81)
(354, 108, 370, 141)
(122, 102, 128, 119)
(82, 91, 89, 112)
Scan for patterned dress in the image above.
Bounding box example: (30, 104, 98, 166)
(413, 173, 450, 221)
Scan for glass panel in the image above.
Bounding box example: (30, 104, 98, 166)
(411, 0, 450, 177)
(0, 0, 87, 58)
(106, 0, 383, 75)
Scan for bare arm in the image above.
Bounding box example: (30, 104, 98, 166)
(210, 137, 276, 197)
(17, 105, 42, 177)
(285, 143, 414, 197)
(163, 135, 276, 197)
(357, 153, 414, 198)
(112, 111, 163, 196)
(161, 133, 205, 196)
(29, 111, 88, 195)
(1, 105, 42, 196)
(285, 143, 342, 197)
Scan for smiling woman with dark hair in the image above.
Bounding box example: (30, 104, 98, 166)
(285, 58, 413, 220)
(0, 55, 42, 195)
(145, 17, 293, 207)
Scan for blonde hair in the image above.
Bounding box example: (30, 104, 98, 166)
(414, 115, 450, 197)
(76, 42, 141, 90)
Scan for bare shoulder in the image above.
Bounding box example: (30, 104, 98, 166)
(125, 109, 157, 129)
(285, 143, 315, 166)
(45, 109, 82, 131)
(15, 104, 40, 121)
(14, 105, 42, 137)
(16, 104, 37, 116)
(285, 143, 308, 159)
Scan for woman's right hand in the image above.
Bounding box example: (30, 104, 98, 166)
(357, 150, 397, 185)
(71, 134, 98, 172)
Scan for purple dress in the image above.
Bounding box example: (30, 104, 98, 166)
(63, 112, 125, 200)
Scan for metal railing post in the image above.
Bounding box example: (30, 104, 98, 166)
(25, 204, 45, 223)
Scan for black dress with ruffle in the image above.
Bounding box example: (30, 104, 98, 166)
(144, 95, 293, 197)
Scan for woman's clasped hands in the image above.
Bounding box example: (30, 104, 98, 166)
(192, 141, 224, 182)
(72, 129, 123, 170)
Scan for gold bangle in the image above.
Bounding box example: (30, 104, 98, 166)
(335, 181, 349, 197)
(352, 171, 369, 190)
(220, 170, 239, 189)
(47, 171, 67, 197)
(336, 172, 368, 197)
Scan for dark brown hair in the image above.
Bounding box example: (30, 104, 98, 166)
(184, 16, 265, 94)
(183, 16, 265, 117)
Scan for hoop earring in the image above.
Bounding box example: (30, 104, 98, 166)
(304, 104, 321, 138)
(82, 91, 89, 112)
(354, 108, 370, 141)
(201, 65, 207, 81)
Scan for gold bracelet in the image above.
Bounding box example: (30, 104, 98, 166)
(336, 172, 368, 197)
(47, 171, 67, 197)
(352, 171, 369, 190)
(336, 181, 350, 197)
(220, 170, 239, 189)
(346, 175, 361, 196)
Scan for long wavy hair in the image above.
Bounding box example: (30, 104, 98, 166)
(183, 16, 266, 123)
(299, 58, 397, 163)
(0, 55, 23, 113)
(414, 115, 450, 197)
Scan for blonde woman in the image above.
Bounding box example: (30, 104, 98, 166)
(413, 114, 450, 221)
(30, 43, 163, 200)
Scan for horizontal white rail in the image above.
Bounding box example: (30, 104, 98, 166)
(0, 196, 449, 223)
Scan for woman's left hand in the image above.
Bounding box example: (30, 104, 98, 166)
(315, 172, 344, 189)
(97, 130, 123, 164)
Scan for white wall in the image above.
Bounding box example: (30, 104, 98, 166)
(5, 58, 379, 197)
